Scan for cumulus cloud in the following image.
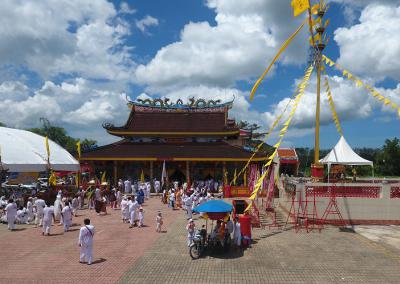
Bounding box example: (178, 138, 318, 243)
(134, 0, 308, 91)
(135, 16, 159, 34)
(334, 3, 400, 81)
(0, 0, 134, 80)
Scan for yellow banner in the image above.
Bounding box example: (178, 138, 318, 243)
(323, 55, 400, 118)
(76, 140, 81, 159)
(250, 18, 307, 101)
(45, 136, 50, 159)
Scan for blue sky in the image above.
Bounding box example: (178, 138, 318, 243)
(0, 0, 399, 149)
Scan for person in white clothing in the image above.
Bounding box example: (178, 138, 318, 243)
(128, 196, 139, 228)
(186, 219, 195, 247)
(54, 194, 62, 222)
(156, 211, 163, 233)
(145, 182, 151, 199)
(120, 195, 129, 223)
(42, 202, 55, 236)
(34, 198, 46, 227)
(123, 179, 131, 194)
(138, 207, 144, 227)
(79, 218, 95, 265)
(116, 189, 122, 209)
(26, 197, 34, 223)
(5, 199, 18, 230)
(184, 195, 193, 220)
(233, 217, 242, 248)
(16, 206, 28, 224)
(154, 180, 160, 194)
(62, 203, 73, 232)
(71, 196, 79, 217)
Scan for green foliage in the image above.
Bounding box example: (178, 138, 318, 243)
(27, 119, 97, 156)
(296, 138, 400, 177)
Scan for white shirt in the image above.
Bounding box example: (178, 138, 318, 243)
(27, 201, 33, 213)
(62, 205, 72, 221)
(129, 200, 139, 213)
(121, 199, 128, 211)
(35, 199, 46, 213)
(5, 203, 17, 217)
(43, 206, 54, 222)
(79, 225, 95, 246)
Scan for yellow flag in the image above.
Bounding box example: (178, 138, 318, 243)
(76, 140, 81, 159)
(101, 171, 106, 183)
(243, 170, 247, 187)
(49, 171, 57, 186)
(291, 0, 310, 17)
(45, 136, 50, 158)
(244, 202, 253, 212)
(233, 168, 237, 185)
(140, 169, 145, 182)
(311, 3, 319, 14)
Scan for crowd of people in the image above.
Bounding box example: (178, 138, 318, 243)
(0, 176, 242, 265)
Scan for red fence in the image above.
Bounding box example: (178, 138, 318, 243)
(306, 185, 381, 198)
(390, 187, 400, 199)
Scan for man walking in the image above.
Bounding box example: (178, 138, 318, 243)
(78, 218, 95, 265)
(42, 201, 55, 236)
(5, 199, 17, 231)
(62, 201, 73, 232)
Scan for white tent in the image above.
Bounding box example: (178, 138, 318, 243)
(0, 127, 80, 172)
(320, 136, 373, 166)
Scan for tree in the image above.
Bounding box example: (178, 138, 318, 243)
(379, 138, 400, 176)
(0, 122, 6, 127)
(27, 118, 97, 156)
(237, 120, 273, 155)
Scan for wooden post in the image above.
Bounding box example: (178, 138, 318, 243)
(186, 160, 190, 184)
(113, 161, 118, 186)
(150, 161, 154, 191)
(223, 161, 227, 185)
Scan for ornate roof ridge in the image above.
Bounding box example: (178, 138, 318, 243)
(127, 97, 234, 110)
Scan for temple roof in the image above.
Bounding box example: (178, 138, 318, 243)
(103, 98, 239, 138)
(80, 141, 267, 162)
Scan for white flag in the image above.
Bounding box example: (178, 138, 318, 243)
(161, 160, 167, 186)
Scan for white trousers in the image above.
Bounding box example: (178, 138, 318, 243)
(80, 244, 93, 264)
(130, 211, 136, 225)
(7, 216, 16, 230)
(64, 219, 72, 232)
(43, 220, 52, 235)
(187, 232, 194, 246)
(186, 208, 192, 219)
(35, 212, 44, 226)
(156, 222, 162, 232)
(122, 209, 129, 221)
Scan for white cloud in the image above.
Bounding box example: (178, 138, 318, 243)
(334, 3, 400, 81)
(0, 0, 134, 80)
(134, 0, 308, 91)
(135, 15, 159, 34)
(0, 78, 129, 144)
(0, 81, 30, 101)
(119, 2, 136, 14)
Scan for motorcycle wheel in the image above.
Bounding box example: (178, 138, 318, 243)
(189, 244, 201, 259)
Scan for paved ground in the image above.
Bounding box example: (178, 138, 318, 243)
(118, 211, 400, 284)
(0, 197, 180, 284)
(1, 197, 400, 284)
(354, 225, 400, 251)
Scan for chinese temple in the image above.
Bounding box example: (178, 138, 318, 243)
(80, 98, 267, 186)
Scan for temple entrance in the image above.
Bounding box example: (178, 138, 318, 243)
(169, 168, 186, 184)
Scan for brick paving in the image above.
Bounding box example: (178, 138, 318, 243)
(119, 210, 400, 284)
(2, 197, 400, 284)
(0, 196, 180, 284)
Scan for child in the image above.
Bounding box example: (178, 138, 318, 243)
(156, 211, 163, 232)
(138, 207, 144, 228)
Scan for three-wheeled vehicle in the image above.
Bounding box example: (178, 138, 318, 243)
(190, 200, 233, 259)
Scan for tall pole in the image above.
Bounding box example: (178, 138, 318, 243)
(311, 1, 326, 179)
(314, 53, 321, 164)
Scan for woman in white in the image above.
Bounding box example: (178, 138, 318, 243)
(79, 218, 95, 265)
(120, 195, 129, 223)
(54, 195, 62, 222)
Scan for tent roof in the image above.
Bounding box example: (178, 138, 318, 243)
(193, 200, 233, 213)
(0, 127, 80, 172)
(320, 136, 373, 166)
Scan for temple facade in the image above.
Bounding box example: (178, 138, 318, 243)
(80, 98, 266, 186)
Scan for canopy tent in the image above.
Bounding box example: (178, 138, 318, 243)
(319, 136, 373, 166)
(0, 127, 80, 172)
